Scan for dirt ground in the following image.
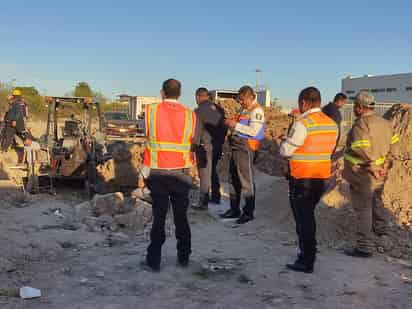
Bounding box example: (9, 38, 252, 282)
(0, 171, 411, 309)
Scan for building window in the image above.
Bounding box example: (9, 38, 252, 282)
(345, 90, 355, 94)
(349, 96, 356, 100)
(371, 88, 386, 93)
(406, 86, 412, 91)
(387, 88, 397, 92)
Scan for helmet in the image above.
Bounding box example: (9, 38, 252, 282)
(12, 89, 22, 96)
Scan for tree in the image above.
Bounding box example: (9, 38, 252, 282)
(74, 82, 93, 97)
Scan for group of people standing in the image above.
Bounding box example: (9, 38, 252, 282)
(138, 79, 266, 271)
(4, 80, 396, 275)
(138, 78, 399, 274)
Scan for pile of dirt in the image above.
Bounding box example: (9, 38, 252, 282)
(318, 104, 412, 259)
(96, 142, 145, 193)
(382, 105, 412, 228)
(0, 149, 25, 183)
(255, 108, 289, 176)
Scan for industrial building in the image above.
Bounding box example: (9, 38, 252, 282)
(342, 73, 412, 103)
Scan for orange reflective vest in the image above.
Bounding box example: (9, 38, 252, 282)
(289, 111, 338, 179)
(143, 101, 196, 169)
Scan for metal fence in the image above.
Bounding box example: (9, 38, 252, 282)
(341, 102, 396, 132)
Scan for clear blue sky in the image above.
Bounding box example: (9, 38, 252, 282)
(0, 0, 411, 107)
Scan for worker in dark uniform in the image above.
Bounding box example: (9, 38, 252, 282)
(220, 86, 265, 224)
(192, 87, 226, 210)
(322, 92, 347, 155)
(1, 89, 26, 152)
(209, 91, 227, 204)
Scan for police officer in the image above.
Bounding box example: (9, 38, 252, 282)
(280, 87, 338, 273)
(192, 87, 226, 210)
(220, 86, 265, 224)
(139, 79, 199, 271)
(343, 92, 399, 258)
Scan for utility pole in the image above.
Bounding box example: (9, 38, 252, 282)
(254, 69, 262, 91)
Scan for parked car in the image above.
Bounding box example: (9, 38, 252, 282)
(103, 111, 142, 138)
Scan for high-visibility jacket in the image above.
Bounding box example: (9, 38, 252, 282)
(344, 111, 399, 169)
(289, 111, 338, 179)
(143, 101, 196, 169)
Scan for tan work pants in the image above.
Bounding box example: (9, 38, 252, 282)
(350, 181, 387, 253)
(26, 163, 40, 194)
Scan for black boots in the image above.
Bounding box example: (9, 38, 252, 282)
(286, 253, 315, 274)
(219, 209, 241, 219)
(286, 261, 314, 274)
(236, 214, 254, 224)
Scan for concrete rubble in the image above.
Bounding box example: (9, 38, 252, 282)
(73, 192, 153, 233)
(96, 142, 145, 193)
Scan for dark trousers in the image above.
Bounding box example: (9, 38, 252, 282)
(1, 126, 17, 151)
(289, 177, 327, 265)
(196, 144, 223, 203)
(229, 148, 255, 217)
(211, 145, 222, 200)
(146, 169, 193, 266)
(196, 146, 212, 199)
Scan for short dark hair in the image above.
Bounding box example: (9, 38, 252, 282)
(196, 87, 209, 97)
(298, 87, 321, 107)
(162, 79, 181, 99)
(334, 92, 347, 102)
(238, 85, 256, 99)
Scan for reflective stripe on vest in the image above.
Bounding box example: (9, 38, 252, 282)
(236, 107, 265, 141)
(144, 103, 194, 169)
(344, 151, 386, 167)
(391, 134, 400, 145)
(344, 133, 399, 167)
(289, 112, 338, 179)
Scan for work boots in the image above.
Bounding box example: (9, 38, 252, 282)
(219, 209, 241, 219)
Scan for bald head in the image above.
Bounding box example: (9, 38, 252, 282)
(162, 79, 181, 99)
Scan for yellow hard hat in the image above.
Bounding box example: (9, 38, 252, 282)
(12, 89, 22, 96)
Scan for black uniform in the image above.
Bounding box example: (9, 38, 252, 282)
(322, 102, 342, 152)
(1, 100, 25, 151)
(194, 101, 226, 206)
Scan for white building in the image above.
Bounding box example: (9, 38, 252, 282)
(118, 95, 161, 120)
(342, 73, 412, 103)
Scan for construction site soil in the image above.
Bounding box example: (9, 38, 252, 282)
(0, 104, 411, 308)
